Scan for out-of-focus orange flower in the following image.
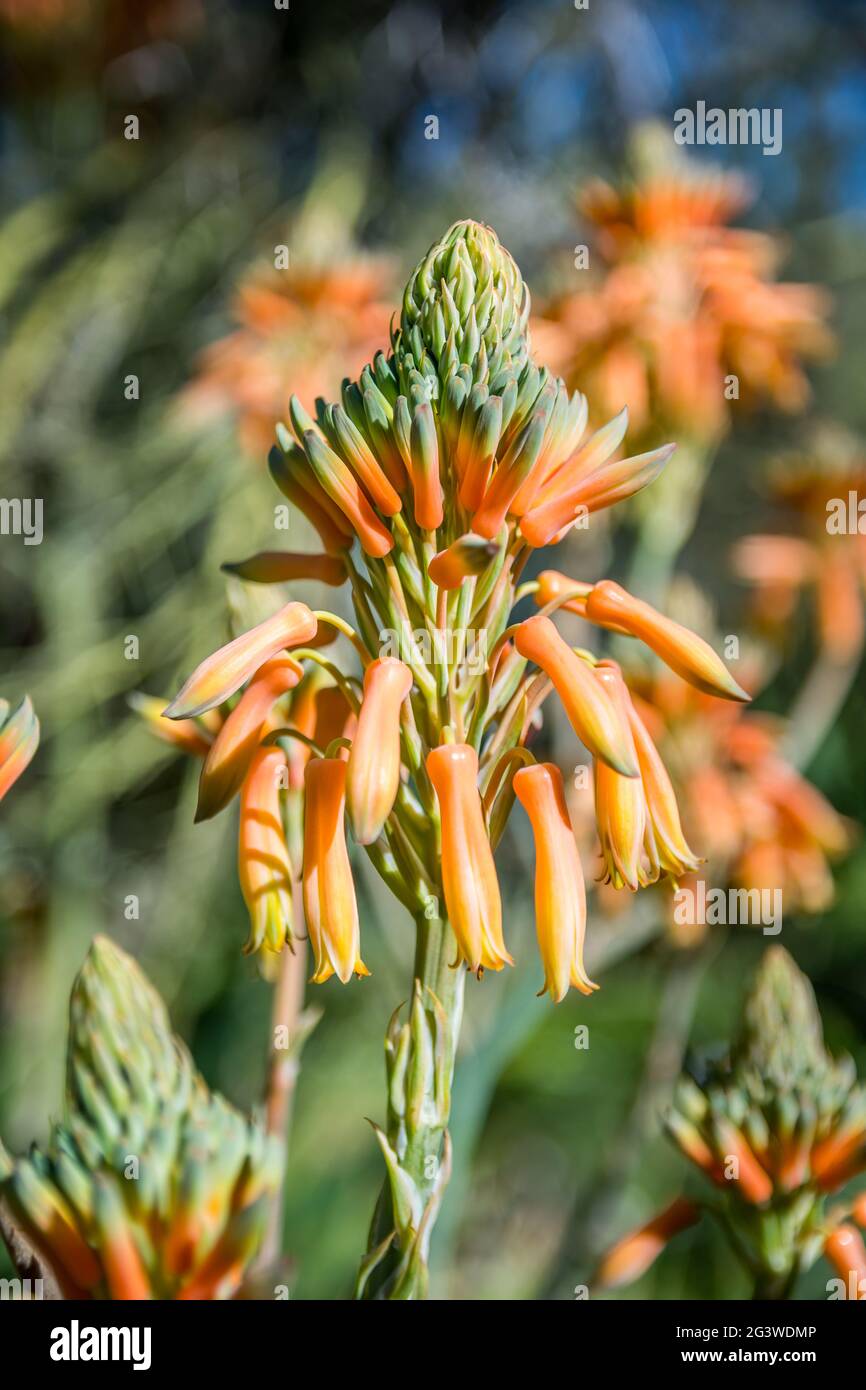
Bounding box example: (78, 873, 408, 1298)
(595, 1197, 699, 1290)
(0, 696, 39, 802)
(733, 426, 866, 664)
(426, 743, 511, 975)
(825, 1226, 866, 1296)
(182, 258, 396, 458)
(532, 160, 832, 447)
(633, 668, 851, 928)
(302, 757, 368, 984)
(346, 658, 413, 845)
(513, 762, 596, 1002)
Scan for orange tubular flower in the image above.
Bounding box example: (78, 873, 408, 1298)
(585, 580, 750, 702)
(238, 746, 294, 955)
(303, 757, 369, 984)
(512, 763, 596, 1002)
(347, 658, 414, 845)
(196, 655, 303, 822)
(164, 601, 317, 720)
(595, 1197, 700, 1290)
(825, 1226, 866, 1296)
(221, 551, 346, 586)
(0, 696, 39, 802)
(426, 743, 511, 975)
(625, 691, 702, 880)
(592, 664, 649, 890)
(514, 616, 639, 777)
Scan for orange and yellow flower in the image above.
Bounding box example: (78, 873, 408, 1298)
(303, 756, 368, 984)
(513, 762, 596, 1002)
(426, 742, 511, 975)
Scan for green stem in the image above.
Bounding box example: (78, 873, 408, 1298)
(356, 912, 465, 1300)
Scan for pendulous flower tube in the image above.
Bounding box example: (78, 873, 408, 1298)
(238, 745, 295, 955)
(513, 762, 596, 1002)
(426, 742, 511, 975)
(303, 756, 369, 984)
(347, 657, 414, 845)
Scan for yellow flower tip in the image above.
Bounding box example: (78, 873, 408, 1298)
(164, 601, 317, 720)
(303, 757, 366, 984)
(426, 742, 511, 974)
(513, 762, 597, 1003)
(514, 615, 639, 778)
(221, 551, 346, 586)
(592, 671, 648, 892)
(195, 656, 303, 823)
(0, 695, 39, 801)
(622, 683, 703, 880)
(128, 692, 214, 759)
(428, 534, 499, 591)
(585, 580, 751, 703)
(346, 658, 413, 845)
(595, 1198, 700, 1290)
(238, 745, 294, 956)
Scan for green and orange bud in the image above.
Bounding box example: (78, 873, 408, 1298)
(519, 442, 675, 549)
(512, 762, 597, 1002)
(0, 695, 39, 802)
(238, 745, 294, 955)
(409, 402, 443, 530)
(303, 757, 369, 984)
(456, 393, 503, 513)
(397, 219, 530, 384)
(196, 655, 303, 822)
(663, 949, 866, 1289)
(585, 580, 751, 702)
(129, 693, 216, 759)
(299, 423, 394, 558)
(346, 658, 413, 845)
(426, 742, 511, 975)
(0, 937, 280, 1299)
(595, 1198, 700, 1290)
(164, 601, 316, 720)
(592, 664, 649, 890)
(428, 534, 499, 590)
(514, 616, 639, 777)
(471, 407, 548, 538)
(269, 443, 354, 554)
(222, 551, 346, 586)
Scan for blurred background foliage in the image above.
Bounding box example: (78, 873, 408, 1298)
(1, 0, 866, 1299)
